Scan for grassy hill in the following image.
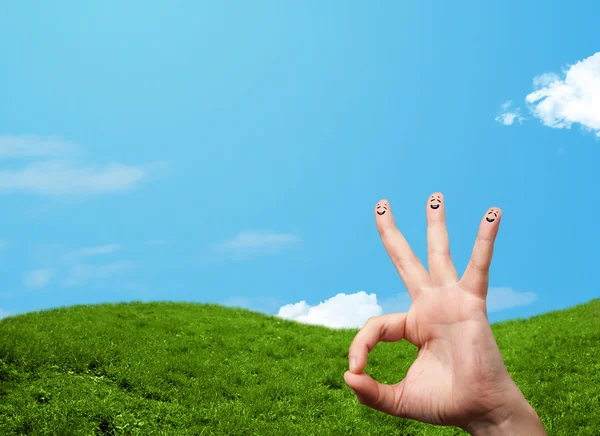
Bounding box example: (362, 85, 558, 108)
(0, 298, 598, 435)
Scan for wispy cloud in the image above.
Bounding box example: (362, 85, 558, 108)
(61, 244, 124, 264)
(525, 52, 600, 137)
(486, 287, 538, 312)
(277, 291, 381, 329)
(0, 135, 78, 158)
(62, 260, 132, 287)
(212, 230, 301, 261)
(23, 268, 53, 289)
(0, 135, 167, 196)
(495, 101, 526, 126)
(0, 160, 149, 196)
(73, 244, 123, 256)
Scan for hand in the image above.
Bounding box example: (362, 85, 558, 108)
(344, 193, 545, 434)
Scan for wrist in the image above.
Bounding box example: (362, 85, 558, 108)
(463, 384, 546, 436)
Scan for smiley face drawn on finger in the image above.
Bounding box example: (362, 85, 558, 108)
(429, 194, 442, 210)
(376, 202, 388, 215)
(486, 209, 498, 223)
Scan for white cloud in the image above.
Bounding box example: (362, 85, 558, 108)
(525, 52, 600, 137)
(495, 112, 526, 126)
(213, 231, 300, 261)
(495, 101, 526, 126)
(276, 291, 382, 329)
(486, 287, 538, 313)
(23, 268, 53, 289)
(274, 287, 537, 329)
(222, 296, 282, 314)
(62, 261, 132, 287)
(0, 135, 78, 158)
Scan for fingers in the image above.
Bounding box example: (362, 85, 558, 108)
(426, 192, 458, 285)
(460, 207, 502, 297)
(375, 200, 431, 296)
(344, 370, 405, 417)
(348, 313, 408, 374)
(345, 313, 409, 417)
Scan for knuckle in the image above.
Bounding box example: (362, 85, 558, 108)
(476, 235, 494, 244)
(391, 255, 416, 273)
(468, 258, 488, 274)
(427, 248, 450, 258)
(378, 320, 390, 340)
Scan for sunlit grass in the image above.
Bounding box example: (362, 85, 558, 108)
(0, 298, 598, 435)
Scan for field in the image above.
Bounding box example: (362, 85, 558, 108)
(0, 299, 598, 435)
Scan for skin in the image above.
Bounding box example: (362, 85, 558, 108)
(429, 194, 442, 210)
(486, 209, 498, 223)
(344, 193, 546, 433)
(376, 201, 389, 216)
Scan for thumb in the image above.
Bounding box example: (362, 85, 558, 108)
(344, 370, 406, 418)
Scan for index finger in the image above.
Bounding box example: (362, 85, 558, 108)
(348, 313, 408, 374)
(375, 199, 431, 297)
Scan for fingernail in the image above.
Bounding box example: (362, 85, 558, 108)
(350, 358, 357, 372)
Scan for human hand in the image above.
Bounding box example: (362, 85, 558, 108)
(344, 193, 546, 435)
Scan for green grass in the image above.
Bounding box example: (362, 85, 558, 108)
(0, 298, 598, 435)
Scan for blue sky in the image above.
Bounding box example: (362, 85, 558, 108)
(0, 2, 598, 327)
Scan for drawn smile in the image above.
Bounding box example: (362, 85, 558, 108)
(376, 203, 388, 215)
(486, 210, 498, 222)
(430, 195, 442, 209)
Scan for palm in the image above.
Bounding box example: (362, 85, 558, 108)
(344, 194, 515, 428)
(400, 287, 511, 426)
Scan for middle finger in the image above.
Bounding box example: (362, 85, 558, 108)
(426, 192, 458, 285)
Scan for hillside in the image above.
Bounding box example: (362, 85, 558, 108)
(0, 299, 598, 435)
